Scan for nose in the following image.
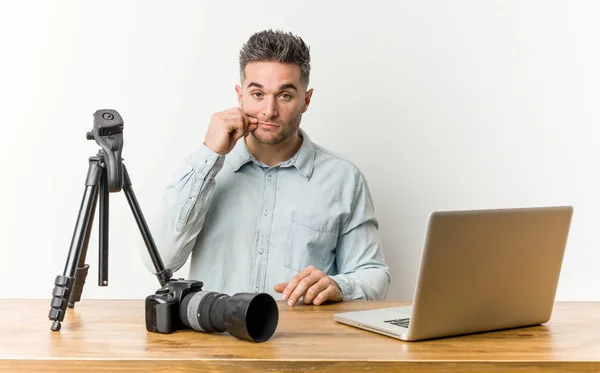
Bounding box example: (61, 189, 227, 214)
(262, 96, 278, 119)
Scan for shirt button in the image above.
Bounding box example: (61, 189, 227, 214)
(263, 209, 268, 216)
(258, 249, 263, 255)
(267, 175, 272, 180)
(254, 287, 259, 293)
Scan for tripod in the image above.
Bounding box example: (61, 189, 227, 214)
(48, 109, 172, 331)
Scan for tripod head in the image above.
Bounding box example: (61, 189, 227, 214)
(86, 109, 124, 192)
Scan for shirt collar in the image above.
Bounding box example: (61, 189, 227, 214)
(229, 128, 315, 179)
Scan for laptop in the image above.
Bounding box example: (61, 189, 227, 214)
(334, 206, 573, 341)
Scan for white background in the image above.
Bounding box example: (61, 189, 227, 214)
(1, 0, 598, 301)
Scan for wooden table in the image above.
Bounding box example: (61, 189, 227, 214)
(1, 300, 599, 372)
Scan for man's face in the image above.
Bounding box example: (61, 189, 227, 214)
(236, 61, 313, 145)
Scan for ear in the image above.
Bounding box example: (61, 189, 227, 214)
(235, 85, 243, 107)
(302, 88, 314, 113)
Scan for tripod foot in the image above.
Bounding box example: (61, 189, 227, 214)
(51, 320, 61, 331)
(49, 275, 74, 331)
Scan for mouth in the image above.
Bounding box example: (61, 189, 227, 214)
(258, 122, 279, 128)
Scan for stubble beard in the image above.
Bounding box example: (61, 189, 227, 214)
(250, 108, 303, 146)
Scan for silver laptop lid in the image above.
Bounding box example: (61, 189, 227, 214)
(407, 206, 573, 341)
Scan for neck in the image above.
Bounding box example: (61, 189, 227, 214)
(245, 132, 303, 167)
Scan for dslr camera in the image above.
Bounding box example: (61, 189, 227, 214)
(145, 278, 279, 342)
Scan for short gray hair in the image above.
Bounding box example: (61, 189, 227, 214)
(239, 29, 311, 88)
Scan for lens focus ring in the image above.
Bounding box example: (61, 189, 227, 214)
(185, 291, 212, 332)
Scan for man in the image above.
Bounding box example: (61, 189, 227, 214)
(144, 29, 389, 306)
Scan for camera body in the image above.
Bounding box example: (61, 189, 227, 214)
(145, 278, 203, 334)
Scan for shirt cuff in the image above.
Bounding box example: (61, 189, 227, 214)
(187, 143, 225, 172)
(330, 274, 354, 301)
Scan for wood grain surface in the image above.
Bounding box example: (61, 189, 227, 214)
(1, 299, 599, 372)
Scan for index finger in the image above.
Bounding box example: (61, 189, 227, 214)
(241, 113, 258, 136)
(238, 109, 258, 125)
(245, 114, 259, 124)
(281, 266, 315, 301)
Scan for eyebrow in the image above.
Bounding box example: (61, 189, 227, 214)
(279, 83, 298, 91)
(247, 82, 298, 91)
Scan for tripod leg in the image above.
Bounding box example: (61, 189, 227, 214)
(67, 195, 96, 308)
(98, 164, 109, 286)
(121, 164, 172, 286)
(69, 163, 107, 307)
(49, 158, 102, 331)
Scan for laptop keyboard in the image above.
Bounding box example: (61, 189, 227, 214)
(384, 318, 410, 328)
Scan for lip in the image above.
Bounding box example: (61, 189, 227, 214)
(258, 122, 279, 128)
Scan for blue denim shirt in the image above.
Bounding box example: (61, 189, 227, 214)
(143, 129, 390, 301)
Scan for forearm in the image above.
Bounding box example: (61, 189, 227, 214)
(142, 144, 224, 273)
(331, 266, 390, 300)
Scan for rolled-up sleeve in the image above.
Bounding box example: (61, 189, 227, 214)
(330, 169, 390, 300)
(141, 144, 225, 273)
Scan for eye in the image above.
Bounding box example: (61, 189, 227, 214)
(279, 93, 292, 100)
(252, 92, 264, 98)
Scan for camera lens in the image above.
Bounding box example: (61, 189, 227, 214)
(179, 291, 278, 342)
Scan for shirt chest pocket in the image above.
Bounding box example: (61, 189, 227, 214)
(284, 211, 339, 273)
